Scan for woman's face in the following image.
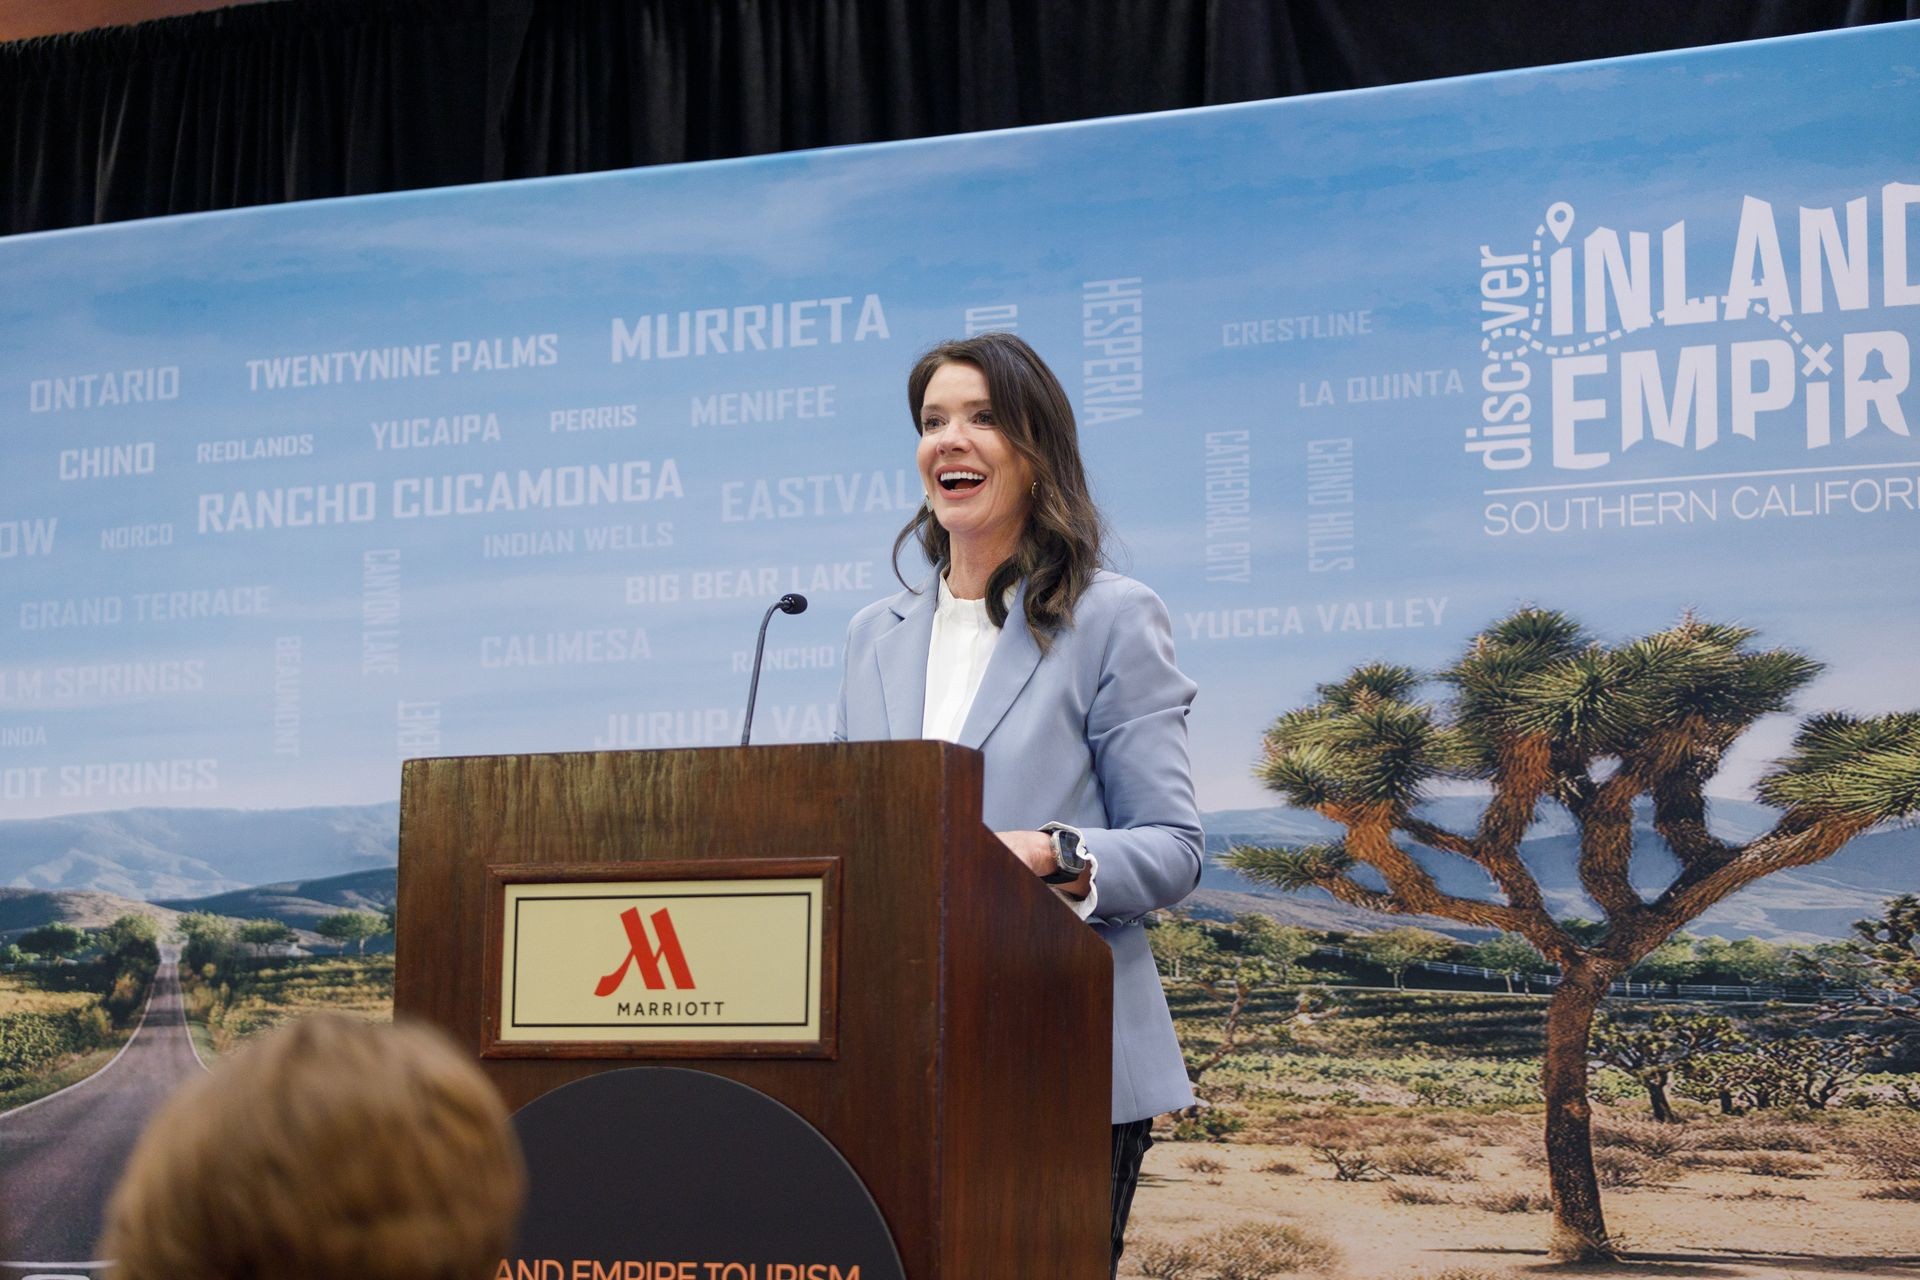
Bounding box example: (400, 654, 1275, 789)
(916, 361, 1034, 557)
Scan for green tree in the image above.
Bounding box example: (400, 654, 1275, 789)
(1677, 1048, 1776, 1114)
(1180, 919, 1324, 1087)
(1147, 916, 1212, 980)
(1355, 926, 1454, 988)
(1234, 914, 1315, 967)
(1692, 935, 1788, 986)
(177, 912, 237, 973)
(1590, 1011, 1739, 1122)
(18, 922, 86, 962)
(1761, 1033, 1895, 1108)
(1225, 610, 1920, 1260)
(314, 910, 388, 955)
(1790, 940, 1878, 992)
(1679, 1032, 1893, 1112)
(1470, 932, 1544, 993)
(97, 913, 159, 958)
(0, 943, 24, 968)
(1630, 935, 1699, 988)
(238, 918, 296, 958)
(1839, 894, 1920, 1021)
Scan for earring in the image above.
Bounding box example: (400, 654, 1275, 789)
(1030, 480, 1040, 497)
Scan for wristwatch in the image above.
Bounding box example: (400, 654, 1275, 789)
(1038, 821, 1089, 885)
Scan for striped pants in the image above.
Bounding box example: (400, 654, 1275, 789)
(1109, 1118, 1155, 1277)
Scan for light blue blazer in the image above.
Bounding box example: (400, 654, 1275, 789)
(833, 569, 1202, 1123)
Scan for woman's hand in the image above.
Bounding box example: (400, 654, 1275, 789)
(994, 829, 1090, 898)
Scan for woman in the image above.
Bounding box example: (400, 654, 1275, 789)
(834, 332, 1201, 1273)
(100, 1015, 524, 1280)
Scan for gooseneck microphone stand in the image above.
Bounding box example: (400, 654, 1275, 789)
(740, 593, 809, 745)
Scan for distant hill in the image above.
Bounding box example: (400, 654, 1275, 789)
(0, 888, 189, 940)
(1183, 886, 1484, 939)
(158, 866, 397, 932)
(1202, 795, 1918, 943)
(6, 793, 1906, 943)
(0, 803, 398, 900)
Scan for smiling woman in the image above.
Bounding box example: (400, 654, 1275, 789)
(835, 332, 1204, 1277)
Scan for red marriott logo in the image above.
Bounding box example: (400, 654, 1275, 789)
(594, 906, 696, 995)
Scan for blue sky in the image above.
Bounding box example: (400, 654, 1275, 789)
(2, 22, 1919, 827)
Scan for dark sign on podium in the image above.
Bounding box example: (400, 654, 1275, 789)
(507, 1067, 906, 1280)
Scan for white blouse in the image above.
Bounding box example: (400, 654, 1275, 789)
(921, 574, 1098, 918)
(921, 575, 1001, 743)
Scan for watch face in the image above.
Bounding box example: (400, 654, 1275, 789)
(1053, 827, 1084, 869)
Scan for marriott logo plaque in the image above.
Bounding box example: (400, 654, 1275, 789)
(483, 859, 839, 1059)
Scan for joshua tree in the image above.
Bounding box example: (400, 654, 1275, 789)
(1176, 916, 1325, 1086)
(1678, 1031, 1894, 1112)
(1831, 894, 1920, 1021)
(1589, 1011, 1739, 1122)
(1227, 609, 1920, 1260)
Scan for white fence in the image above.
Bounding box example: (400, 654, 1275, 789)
(1307, 945, 1865, 1004)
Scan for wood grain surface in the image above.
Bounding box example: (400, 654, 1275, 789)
(396, 741, 1112, 1278)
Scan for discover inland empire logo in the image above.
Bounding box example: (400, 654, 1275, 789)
(594, 907, 696, 995)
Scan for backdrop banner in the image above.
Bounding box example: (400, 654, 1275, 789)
(2, 21, 1918, 1277)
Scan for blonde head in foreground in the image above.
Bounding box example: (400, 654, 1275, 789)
(101, 1014, 525, 1280)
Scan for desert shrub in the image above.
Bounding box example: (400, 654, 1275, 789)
(1387, 1185, 1452, 1205)
(1181, 1154, 1227, 1175)
(1133, 1239, 1208, 1280)
(1193, 1047, 1543, 1109)
(1195, 1222, 1340, 1279)
(1471, 1190, 1550, 1213)
(1864, 1183, 1920, 1201)
(0, 1005, 115, 1091)
(1674, 1150, 1738, 1169)
(1741, 1151, 1823, 1178)
(1594, 1119, 1694, 1160)
(1379, 1143, 1470, 1178)
(1592, 1148, 1662, 1188)
(1588, 1068, 1639, 1106)
(1848, 1128, 1920, 1180)
(1310, 1143, 1386, 1181)
(1410, 1079, 1470, 1106)
(1294, 1118, 1362, 1145)
(1254, 1158, 1301, 1175)
(1720, 1187, 1808, 1201)
(1422, 1271, 1509, 1280)
(1418, 1113, 1469, 1132)
(1689, 1122, 1820, 1152)
(1168, 1109, 1245, 1142)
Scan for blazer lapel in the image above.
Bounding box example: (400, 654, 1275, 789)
(873, 581, 936, 740)
(958, 580, 1043, 750)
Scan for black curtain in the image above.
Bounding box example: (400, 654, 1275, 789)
(4, 0, 1917, 235)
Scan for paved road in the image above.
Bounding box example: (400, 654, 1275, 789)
(0, 948, 206, 1274)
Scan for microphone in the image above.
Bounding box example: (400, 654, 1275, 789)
(740, 594, 809, 746)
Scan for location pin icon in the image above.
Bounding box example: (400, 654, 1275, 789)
(1546, 203, 1575, 244)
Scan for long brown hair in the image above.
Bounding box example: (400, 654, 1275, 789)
(893, 333, 1105, 646)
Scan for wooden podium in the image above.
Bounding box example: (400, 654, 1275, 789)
(394, 740, 1114, 1278)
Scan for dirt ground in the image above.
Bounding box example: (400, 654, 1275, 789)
(1123, 1133, 1920, 1280)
